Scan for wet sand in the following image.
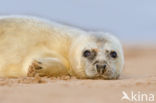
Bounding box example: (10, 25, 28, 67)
(0, 46, 156, 103)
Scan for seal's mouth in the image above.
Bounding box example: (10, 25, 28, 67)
(85, 68, 118, 80)
(92, 74, 113, 79)
(99, 75, 116, 79)
(87, 75, 114, 80)
(91, 75, 118, 80)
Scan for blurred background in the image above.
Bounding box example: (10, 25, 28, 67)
(0, 0, 156, 44)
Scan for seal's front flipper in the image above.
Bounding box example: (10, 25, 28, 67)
(27, 58, 68, 77)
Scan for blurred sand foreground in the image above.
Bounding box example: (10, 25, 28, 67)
(0, 46, 156, 103)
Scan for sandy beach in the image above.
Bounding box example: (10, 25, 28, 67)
(0, 46, 156, 103)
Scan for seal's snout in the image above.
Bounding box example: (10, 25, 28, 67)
(96, 64, 107, 74)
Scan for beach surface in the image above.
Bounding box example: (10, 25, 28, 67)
(0, 46, 156, 103)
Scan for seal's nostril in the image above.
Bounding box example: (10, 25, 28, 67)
(96, 64, 107, 74)
(102, 65, 106, 74)
(96, 64, 100, 73)
(103, 65, 106, 69)
(96, 64, 99, 69)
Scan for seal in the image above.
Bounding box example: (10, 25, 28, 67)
(0, 16, 124, 79)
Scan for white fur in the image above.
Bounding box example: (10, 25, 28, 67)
(0, 16, 124, 79)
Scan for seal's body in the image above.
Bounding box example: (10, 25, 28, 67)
(0, 16, 124, 79)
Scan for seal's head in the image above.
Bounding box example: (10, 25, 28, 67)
(69, 32, 124, 79)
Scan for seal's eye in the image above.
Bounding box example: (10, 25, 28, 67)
(110, 51, 117, 58)
(83, 50, 91, 57)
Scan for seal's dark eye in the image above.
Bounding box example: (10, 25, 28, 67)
(110, 51, 117, 58)
(83, 50, 91, 57)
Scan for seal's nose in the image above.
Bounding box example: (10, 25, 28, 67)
(96, 64, 106, 74)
